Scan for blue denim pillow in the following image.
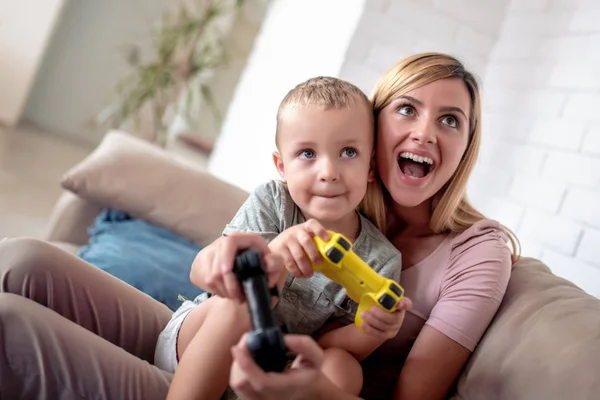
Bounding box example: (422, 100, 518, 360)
(78, 209, 204, 311)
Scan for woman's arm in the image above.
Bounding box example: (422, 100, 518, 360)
(393, 325, 470, 400)
(393, 222, 512, 399)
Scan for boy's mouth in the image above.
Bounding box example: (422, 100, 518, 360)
(397, 151, 434, 179)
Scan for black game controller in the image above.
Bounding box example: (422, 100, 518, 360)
(233, 248, 287, 372)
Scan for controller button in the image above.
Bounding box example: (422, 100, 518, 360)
(379, 294, 397, 310)
(336, 237, 351, 251)
(390, 283, 404, 297)
(326, 248, 344, 264)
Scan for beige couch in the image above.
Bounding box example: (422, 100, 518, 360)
(46, 131, 600, 400)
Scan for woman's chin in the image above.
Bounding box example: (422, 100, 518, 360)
(388, 190, 429, 209)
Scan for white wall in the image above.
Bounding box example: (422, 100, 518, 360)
(472, 0, 600, 297)
(339, 0, 510, 94)
(23, 0, 267, 147)
(22, 0, 178, 145)
(208, 0, 367, 192)
(209, 0, 600, 297)
(0, 0, 66, 126)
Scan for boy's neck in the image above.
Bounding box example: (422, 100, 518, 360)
(314, 211, 361, 243)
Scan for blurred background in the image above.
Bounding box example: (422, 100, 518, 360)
(1, 0, 599, 296)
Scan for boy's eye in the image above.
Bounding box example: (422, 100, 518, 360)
(298, 150, 316, 159)
(440, 115, 458, 128)
(341, 148, 358, 158)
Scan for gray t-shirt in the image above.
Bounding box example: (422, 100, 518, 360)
(222, 179, 402, 335)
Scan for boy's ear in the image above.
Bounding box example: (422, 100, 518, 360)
(272, 151, 286, 182)
(367, 151, 376, 182)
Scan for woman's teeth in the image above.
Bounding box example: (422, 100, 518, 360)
(399, 151, 434, 165)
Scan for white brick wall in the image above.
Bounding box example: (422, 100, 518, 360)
(339, 0, 511, 92)
(577, 229, 600, 269)
(342, 0, 600, 297)
(477, 0, 600, 296)
(582, 125, 600, 156)
(210, 0, 600, 296)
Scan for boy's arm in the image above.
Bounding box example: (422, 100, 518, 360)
(317, 323, 386, 361)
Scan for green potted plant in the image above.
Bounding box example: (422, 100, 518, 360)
(97, 0, 243, 147)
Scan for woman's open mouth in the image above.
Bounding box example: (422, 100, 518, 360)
(397, 151, 434, 180)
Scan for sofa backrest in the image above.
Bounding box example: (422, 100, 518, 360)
(454, 257, 600, 399)
(60, 130, 249, 246)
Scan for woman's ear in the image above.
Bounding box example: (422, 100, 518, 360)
(272, 151, 286, 182)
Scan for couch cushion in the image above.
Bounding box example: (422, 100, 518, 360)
(61, 130, 249, 245)
(78, 208, 204, 311)
(453, 257, 600, 400)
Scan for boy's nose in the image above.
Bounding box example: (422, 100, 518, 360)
(318, 159, 339, 182)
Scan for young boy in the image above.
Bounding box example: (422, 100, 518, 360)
(156, 77, 403, 399)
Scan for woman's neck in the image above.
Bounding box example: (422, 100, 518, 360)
(389, 198, 434, 238)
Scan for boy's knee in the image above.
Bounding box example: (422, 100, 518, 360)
(323, 348, 362, 370)
(210, 296, 251, 328)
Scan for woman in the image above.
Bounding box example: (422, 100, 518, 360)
(0, 52, 516, 399)
(192, 52, 518, 399)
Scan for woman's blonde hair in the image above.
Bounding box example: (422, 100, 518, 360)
(367, 52, 520, 261)
(359, 181, 387, 233)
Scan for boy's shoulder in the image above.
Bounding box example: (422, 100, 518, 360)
(252, 179, 287, 197)
(248, 179, 293, 207)
(355, 214, 396, 250)
(222, 179, 302, 239)
(352, 214, 402, 278)
(247, 179, 303, 227)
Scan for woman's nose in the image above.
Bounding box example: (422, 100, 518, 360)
(410, 118, 436, 144)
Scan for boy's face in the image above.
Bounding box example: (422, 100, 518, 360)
(273, 103, 374, 224)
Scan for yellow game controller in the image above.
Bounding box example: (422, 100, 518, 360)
(312, 231, 404, 333)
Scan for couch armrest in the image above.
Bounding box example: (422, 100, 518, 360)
(453, 257, 600, 400)
(45, 191, 102, 245)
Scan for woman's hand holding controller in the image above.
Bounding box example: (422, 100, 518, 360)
(190, 232, 285, 302)
(230, 333, 326, 400)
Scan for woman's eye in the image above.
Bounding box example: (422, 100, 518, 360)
(341, 148, 358, 158)
(398, 105, 415, 116)
(441, 115, 458, 128)
(299, 150, 316, 159)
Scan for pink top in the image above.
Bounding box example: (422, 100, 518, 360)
(361, 219, 513, 398)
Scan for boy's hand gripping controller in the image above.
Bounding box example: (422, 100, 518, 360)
(312, 231, 405, 333)
(233, 249, 287, 372)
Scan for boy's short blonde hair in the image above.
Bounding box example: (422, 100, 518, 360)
(275, 76, 373, 146)
(275, 76, 387, 232)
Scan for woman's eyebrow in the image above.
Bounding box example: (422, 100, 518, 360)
(397, 95, 423, 106)
(397, 95, 467, 120)
(439, 106, 468, 120)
